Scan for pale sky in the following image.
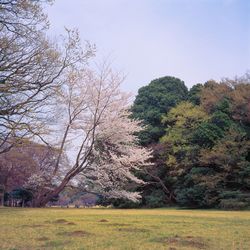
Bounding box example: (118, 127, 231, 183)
(46, 0, 250, 93)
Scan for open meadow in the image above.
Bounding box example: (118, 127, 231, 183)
(0, 208, 250, 250)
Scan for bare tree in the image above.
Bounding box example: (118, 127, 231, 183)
(0, 0, 94, 153)
(0, 0, 51, 35)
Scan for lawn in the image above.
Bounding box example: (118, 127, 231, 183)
(0, 208, 250, 250)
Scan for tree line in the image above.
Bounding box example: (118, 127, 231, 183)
(126, 75, 250, 210)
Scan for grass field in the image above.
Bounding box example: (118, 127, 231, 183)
(0, 208, 250, 250)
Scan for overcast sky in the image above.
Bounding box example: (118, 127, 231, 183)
(46, 0, 250, 94)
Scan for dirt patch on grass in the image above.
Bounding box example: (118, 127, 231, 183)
(117, 227, 149, 233)
(66, 222, 76, 225)
(154, 235, 208, 249)
(68, 230, 90, 237)
(99, 219, 109, 222)
(37, 237, 49, 241)
(53, 219, 68, 224)
(58, 230, 91, 237)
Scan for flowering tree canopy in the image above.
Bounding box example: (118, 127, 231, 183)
(26, 63, 152, 206)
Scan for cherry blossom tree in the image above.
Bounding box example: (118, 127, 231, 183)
(30, 63, 152, 207)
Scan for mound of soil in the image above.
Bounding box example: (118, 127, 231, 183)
(99, 219, 109, 222)
(67, 222, 76, 225)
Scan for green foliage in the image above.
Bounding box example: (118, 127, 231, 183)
(143, 190, 167, 208)
(188, 83, 203, 105)
(211, 111, 232, 130)
(10, 188, 33, 201)
(98, 196, 140, 208)
(219, 190, 250, 210)
(215, 98, 231, 114)
(131, 76, 188, 145)
(192, 122, 225, 148)
(176, 128, 249, 208)
(175, 185, 207, 208)
(9, 188, 33, 206)
(162, 101, 208, 129)
(129, 75, 250, 210)
(192, 103, 234, 148)
(161, 102, 208, 172)
(159, 81, 250, 209)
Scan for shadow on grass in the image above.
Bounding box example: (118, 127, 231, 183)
(57, 230, 91, 237)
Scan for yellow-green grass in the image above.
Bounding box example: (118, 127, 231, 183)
(0, 208, 250, 250)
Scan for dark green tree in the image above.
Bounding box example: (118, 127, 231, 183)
(9, 188, 33, 207)
(188, 83, 203, 105)
(131, 76, 188, 145)
(129, 76, 188, 207)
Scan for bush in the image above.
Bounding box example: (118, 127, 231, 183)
(175, 185, 207, 208)
(144, 190, 166, 208)
(97, 196, 141, 208)
(112, 199, 141, 208)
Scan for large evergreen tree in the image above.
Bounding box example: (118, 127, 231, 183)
(131, 76, 188, 145)
(130, 76, 188, 207)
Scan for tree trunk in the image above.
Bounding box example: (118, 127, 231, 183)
(0, 184, 5, 207)
(32, 174, 74, 207)
(0, 194, 4, 207)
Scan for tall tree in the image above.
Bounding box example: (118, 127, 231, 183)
(131, 76, 188, 145)
(26, 64, 152, 207)
(0, 0, 93, 153)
